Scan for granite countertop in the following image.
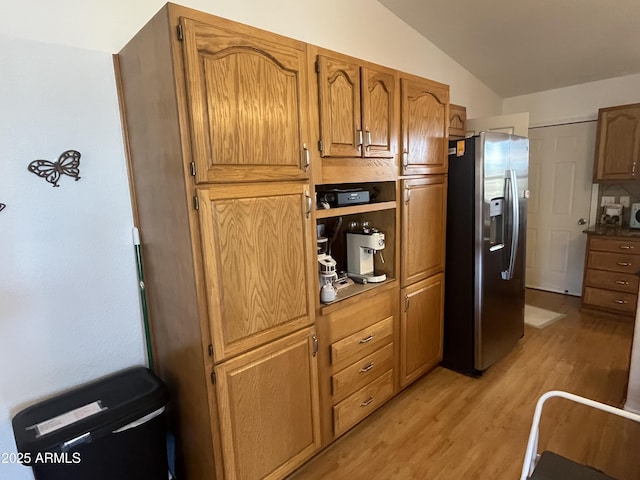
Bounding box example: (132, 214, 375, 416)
(583, 225, 640, 237)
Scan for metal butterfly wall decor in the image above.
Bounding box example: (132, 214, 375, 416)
(28, 150, 81, 187)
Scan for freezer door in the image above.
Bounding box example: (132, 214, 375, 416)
(475, 132, 527, 371)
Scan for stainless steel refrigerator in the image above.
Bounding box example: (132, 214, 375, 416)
(443, 132, 529, 375)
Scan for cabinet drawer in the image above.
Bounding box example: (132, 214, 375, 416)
(330, 316, 393, 369)
(587, 251, 640, 273)
(589, 237, 640, 254)
(324, 288, 395, 343)
(331, 343, 393, 403)
(332, 370, 393, 437)
(585, 269, 639, 294)
(583, 287, 637, 314)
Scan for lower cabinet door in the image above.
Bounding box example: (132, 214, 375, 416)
(214, 327, 321, 480)
(400, 273, 444, 388)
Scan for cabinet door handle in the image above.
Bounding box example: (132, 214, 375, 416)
(403, 150, 409, 167)
(312, 334, 318, 356)
(305, 191, 312, 218)
(359, 335, 374, 344)
(613, 299, 628, 304)
(359, 362, 374, 373)
(615, 280, 630, 285)
(405, 186, 411, 205)
(617, 262, 631, 267)
(365, 130, 372, 150)
(302, 143, 310, 171)
(360, 396, 374, 407)
(619, 245, 634, 250)
(405, 295, 410, 311)
(357, 130, 363, 148)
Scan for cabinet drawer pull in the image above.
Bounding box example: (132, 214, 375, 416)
(616, 262, 631, 267)
(360, 396, 374, 407)
(302, 143, 310, 171)
(359, 335, 374, 344)
(619, 245, 634, 249)
(615, 280, 630, 285)
(613, 299, 628, 304)
(359, 362, 374, 373)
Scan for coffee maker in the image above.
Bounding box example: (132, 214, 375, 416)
(346, 230, 386, 284)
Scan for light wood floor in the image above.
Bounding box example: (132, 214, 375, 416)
(290, 289, 639, 480)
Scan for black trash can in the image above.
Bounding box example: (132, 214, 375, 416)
(12, 366, 169, 480)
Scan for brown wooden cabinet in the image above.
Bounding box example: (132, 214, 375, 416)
(315, 286, 398, 444)
(400, 273, 444, 387)
(214, 327, 321, 480)
(117, 6, 320, 480)
(593, 103, 640, 182)
(198, 183, 316, 361)
(582, 235, 640, 316)
(316, 52, 396, 158)
(118, 3, 450, 479)
(181, 16, 312, 183)
(449, 103, 467, 139)
(400, 74, 450, 176)
(401, 176, 448, 287)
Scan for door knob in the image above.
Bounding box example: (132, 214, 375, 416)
(577, 218, 587, 225)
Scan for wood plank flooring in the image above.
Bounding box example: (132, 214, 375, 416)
(289, 289, 639, 480)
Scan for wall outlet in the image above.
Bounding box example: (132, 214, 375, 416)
(601, 196, 615, 206)
(620, 196, 630, 208)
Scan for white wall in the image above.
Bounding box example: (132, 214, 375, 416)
(0, 1, 501, 478)
(503, 73, 640, 127)
(0, 0, 502, 117)
(0, 36, 146, 479)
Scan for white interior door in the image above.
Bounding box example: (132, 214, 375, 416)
(526, 122, 596, 295)
(466, 112, 530, 137)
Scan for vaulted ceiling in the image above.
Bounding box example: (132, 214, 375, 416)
(379, 0, 640, 97)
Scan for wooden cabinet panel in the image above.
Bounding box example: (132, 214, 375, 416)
(582, 234, 640, 317)
(362, 66, 396, 158)
(316, 52, 397, 160)
(330, 316, 393, 369)
(215, 327, 321, 480)
(401, 176, 447, 287)
(585, 269, 639, 294)
(400, 274, 444, 388)
(400, 75, 449, 175)
(182, 18, 311, 182)
(317, 55, 362, 157)
(324, 286, 396, 343)
(198, 183, 316, 361)
(593, 103, 640, 182)
(589, 237, 640, 253)
(587, 251, 640, 274)
(331, 342, 393, 403)
(332, 370, 394, 437)
(449, 103, 466, 139)
(583, 287, 637, 314)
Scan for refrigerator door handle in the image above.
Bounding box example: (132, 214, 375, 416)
(502, 169, 519, 280)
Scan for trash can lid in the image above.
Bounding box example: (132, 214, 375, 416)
(12, 367, 169, 454)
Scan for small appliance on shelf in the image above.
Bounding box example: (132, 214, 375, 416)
(600, 203, 623, 225)
(346, 222, 386, 284)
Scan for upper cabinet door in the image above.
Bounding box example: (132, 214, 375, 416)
(362, 66, 397, 158)
(400, 76, 449, 175)
(181, 18, 311, 183)
(401, 176, 448, 287)
(198, 182, 316, 361)
(317, 55, 362, 157)
(593, 103, 640, 182)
